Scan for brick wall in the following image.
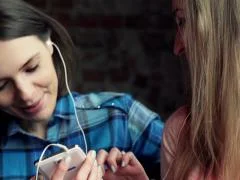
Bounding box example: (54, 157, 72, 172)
(25, 0, 187, 120)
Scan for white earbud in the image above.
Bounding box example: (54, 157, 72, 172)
(46, 39, 53, 46)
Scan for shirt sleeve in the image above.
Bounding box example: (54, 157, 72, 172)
(127, 96, 164, 160)
(161, 106, 188, 179)
(124, 95, 164, 179)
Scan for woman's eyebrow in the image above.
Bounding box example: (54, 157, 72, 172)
(19, 52, 40, 71)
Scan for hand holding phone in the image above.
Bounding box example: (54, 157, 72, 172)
(35, 145, 86, 180)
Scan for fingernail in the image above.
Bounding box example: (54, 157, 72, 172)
(121, 151, 126, 155)
(99, 165, 105, 175)
(98, 165, 103, 177)
(111, 165, 116, 173)
(89, 150, 96, 159)
(121, 161, 126, 167)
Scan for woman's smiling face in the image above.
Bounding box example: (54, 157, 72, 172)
(0, 35, 58, 123)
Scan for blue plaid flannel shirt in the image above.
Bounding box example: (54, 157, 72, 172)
(0, 92, 164, 179)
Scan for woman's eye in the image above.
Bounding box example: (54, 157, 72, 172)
(0, 81, 8, 91)
(26, 65, 39, 73)
(176, 17, 186, 27)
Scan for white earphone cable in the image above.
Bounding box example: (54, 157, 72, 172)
(35, 41, 88, 179)
(52, 42, 88, 155)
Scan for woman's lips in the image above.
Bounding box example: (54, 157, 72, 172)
(22, 98, 44, 114)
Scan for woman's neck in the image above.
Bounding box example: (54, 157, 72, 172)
(21, 120, 48, 139)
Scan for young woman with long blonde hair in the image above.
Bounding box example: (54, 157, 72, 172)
(161, 0, 240, 179)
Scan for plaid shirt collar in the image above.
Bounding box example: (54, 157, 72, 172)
(7, 92, 124, 137)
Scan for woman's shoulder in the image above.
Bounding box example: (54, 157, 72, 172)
(161, 106, 190, 178)
(162, 106, 190, 156)
(71, 91, 129, 110)
(165, 106, 189, 131)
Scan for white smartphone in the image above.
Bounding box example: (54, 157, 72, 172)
(35, 145, 86, 180)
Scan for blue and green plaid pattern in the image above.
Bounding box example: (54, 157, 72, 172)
(0, 92, 164, 179)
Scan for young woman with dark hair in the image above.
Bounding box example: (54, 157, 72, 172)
(0, 0, 163, 179)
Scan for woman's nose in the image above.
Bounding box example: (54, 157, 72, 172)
(14, 78, 34, 104)
(174, 30, 185, 56)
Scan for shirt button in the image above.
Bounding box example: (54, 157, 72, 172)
(97, 106, 101, 109)
(111, 103, 115, 106)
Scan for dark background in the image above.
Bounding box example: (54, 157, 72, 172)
(25, 0, 187, 121)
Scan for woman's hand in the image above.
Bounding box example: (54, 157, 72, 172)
(53, 150, 103, 180)
(31, 150, 104, 180)
(97, 148, 149, 180)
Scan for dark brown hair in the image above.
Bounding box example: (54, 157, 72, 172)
(0, 0, 76, 97)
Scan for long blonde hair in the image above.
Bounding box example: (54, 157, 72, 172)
(172, 0, 240, 179)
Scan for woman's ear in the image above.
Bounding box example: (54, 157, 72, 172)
(46, 39, 54, 55)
